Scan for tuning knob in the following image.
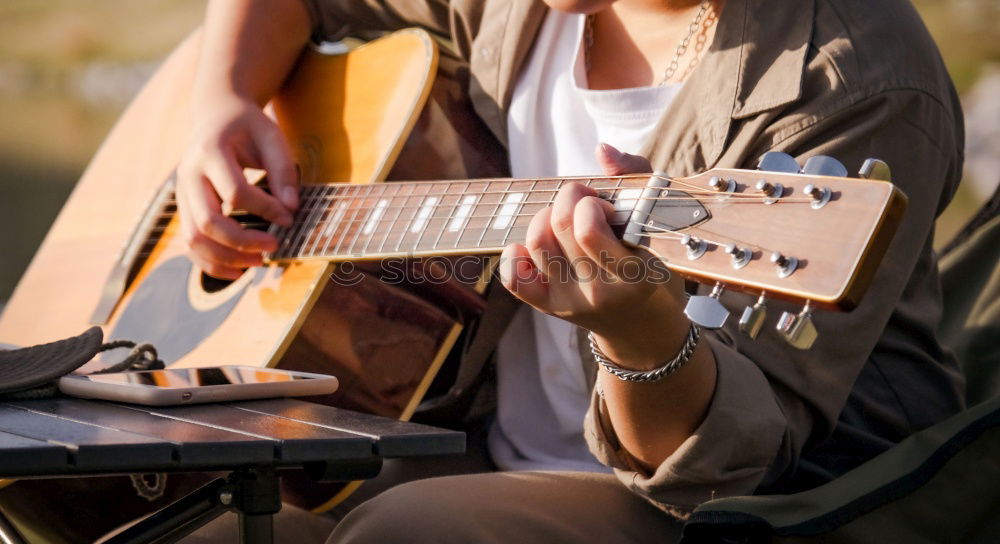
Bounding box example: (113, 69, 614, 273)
(755, 179, 785, 204)
(756, 151, 801, 173)
(725, 243, 752, 269)
(684, 282, 730, 329)
(770, 251, 798, 278)
(803, 183, 831, 209)
(708, 176, 736, 194)
(802, 155, 848, 177)
(776, 302, 818, 349)
(680, 234, 708, 260)
(859, 158, 892, 181)
(738, 293, 768, 339)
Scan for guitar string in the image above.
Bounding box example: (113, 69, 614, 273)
(143, 189, 809, 257)
(141, 173, 821, 258)
(268, 202, 768, 259)
(133, 201, 753, 258)
(265, 188, 805, 255)
(158, 171, 818, 206)
(144, 191, 795, 253)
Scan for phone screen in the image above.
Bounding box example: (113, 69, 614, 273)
(77, 367, 317, 388)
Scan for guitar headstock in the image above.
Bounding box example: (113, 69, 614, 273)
(624, 152, 907, 349)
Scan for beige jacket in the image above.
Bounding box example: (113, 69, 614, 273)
(302, 0, 966, 514)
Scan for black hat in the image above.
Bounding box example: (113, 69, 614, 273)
(0, 327, 103, 396)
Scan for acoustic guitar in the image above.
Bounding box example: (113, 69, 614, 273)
(0, 27, 905, 542)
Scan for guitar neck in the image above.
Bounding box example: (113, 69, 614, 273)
(266, 175, 651, 262)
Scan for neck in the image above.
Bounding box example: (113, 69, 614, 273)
(265, 176, 655, 261)
(587, 0, 721, 89)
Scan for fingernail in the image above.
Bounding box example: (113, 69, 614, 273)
(283, 187, 299, 209)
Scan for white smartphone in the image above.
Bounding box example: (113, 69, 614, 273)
(58, 366, 339, 406)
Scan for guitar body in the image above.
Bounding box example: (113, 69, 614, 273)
(0, 29, 507, 542)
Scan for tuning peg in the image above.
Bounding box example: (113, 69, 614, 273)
(724, 243, 752, 269)
(684, 283, 730, 329)
(738, 293, 767, 339)
(776, 302, 818, 349)
(803, 183, 831, 209)
(757, 151, 801, 173)
(755, 179, 785, 204)
(802, 155, 848, 177)
(858, 158, 892, 181)
(770, 251, 798, 278)
(680, 234, 708, 260)
(708, 176, 736, 193)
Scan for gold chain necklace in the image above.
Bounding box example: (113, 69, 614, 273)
(584, 0, 715, 86)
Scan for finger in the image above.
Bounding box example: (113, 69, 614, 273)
(573, 196, 636, 279)
(524, 207, 565, 282)
(204, 153, 293, 227)
(499, 243, 548, 308)
(179, 214, 259, 280)
(189, 228, 265, 269)
(250, 121, 300, 210)
(191, 176, 280, 253)
(595, 142, 652, 175)
(550, 183, 598, 278)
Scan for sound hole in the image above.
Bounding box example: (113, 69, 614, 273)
(198, 210, 271, 294)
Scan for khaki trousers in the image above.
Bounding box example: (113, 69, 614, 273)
(329, 471, 683, 543)
(184, 426, 683, 543)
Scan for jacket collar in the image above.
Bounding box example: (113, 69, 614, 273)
(685, 0, 815, 165)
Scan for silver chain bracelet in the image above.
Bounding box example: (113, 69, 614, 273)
(588, 324, 701, 383)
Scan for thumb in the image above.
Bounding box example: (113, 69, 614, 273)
(595, 143, 652, 175)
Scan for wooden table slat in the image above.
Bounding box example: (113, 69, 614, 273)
(234, 399, 467, 457)
(4, 399, 276, 466)
(138, 403, 374, 462)
(0, 431, 68, 475)
(0, 405, 174, 472)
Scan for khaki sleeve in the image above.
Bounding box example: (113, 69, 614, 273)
(296, 0, 484, 61)
(586, 87, 963, 514)
(585, 337, 787, 515)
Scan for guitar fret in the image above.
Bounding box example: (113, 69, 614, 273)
(411, 194, 438, 234)
(449, 194, 477, 233)
(283, 185, 320, 258)
(331, 185, 364, 256)
(476, 180, 511, 249)
(361, 186, 394, 254)
(378, 183, 414, 254)
(318, 186, 349, 255)
(306, 185, 336, 256)
(352, 184, 388, 255)
(501, 178, 535, 246)
(434, 182, 469, 251)
(408, 183, 437, 254)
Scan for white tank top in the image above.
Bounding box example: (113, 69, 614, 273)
(490, 10, 681, 472)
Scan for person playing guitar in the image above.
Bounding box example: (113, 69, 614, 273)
(177, 0, 965, 541)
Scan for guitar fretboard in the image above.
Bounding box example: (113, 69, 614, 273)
(267, 176, 650, 261)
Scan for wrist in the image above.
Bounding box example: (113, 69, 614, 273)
(589, 324, 700, 382)
(590, 285, 689, 370)
(592, 320, 691, 371)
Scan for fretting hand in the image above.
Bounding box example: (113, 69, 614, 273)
(498, 143, 691, 370)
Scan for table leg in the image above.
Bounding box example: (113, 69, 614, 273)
(238, 514, 273, 544)
(0, 507, 28, 544)
(103, 478, 230, 544)
(104, 468, 282, 544)
(225, 469, 281, 544)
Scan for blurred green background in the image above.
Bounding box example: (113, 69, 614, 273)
(0, 0, 998, 308)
